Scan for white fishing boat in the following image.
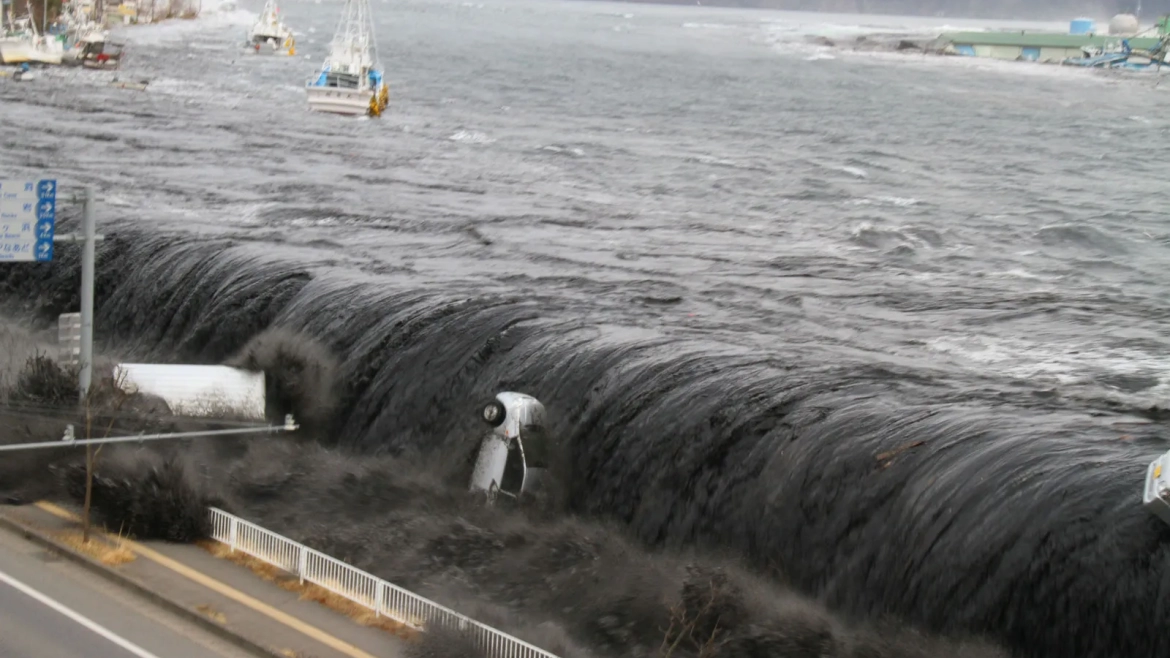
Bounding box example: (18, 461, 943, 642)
(0, 4, 63, 65)
(0, 39, 34, 65)
(33, 34, 64, 64)
(305, 0, 388, 117)
(0, 12, 36, 64)
(246, 0, 295, 55)
(2, 35, 64, 65)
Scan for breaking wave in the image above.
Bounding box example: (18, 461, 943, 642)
(0, 205, 1165, 658)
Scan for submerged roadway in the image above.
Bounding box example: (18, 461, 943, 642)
(0, 524, 255, 658)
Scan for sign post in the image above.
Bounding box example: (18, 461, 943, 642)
(0, 178, 56, 262)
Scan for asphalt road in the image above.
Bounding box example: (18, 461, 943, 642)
(0, 525, 256, 658)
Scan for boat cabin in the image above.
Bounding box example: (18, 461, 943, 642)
(314, 70, 361, 89)
(80, 40, 124, 69)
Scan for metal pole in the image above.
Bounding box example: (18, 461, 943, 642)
(82, 440, 93, 541)
(78, 187, 97, 542)
(79, 186, 95, 403)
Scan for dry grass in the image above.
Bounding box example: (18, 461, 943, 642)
(0, 323, 51, 403)
(197, 539, 418, 641)
(195, 603, 228, 624)
(54, 529, 137, 567)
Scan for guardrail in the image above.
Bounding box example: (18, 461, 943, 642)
(208, 508, 560, 658)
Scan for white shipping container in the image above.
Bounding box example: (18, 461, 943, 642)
(113, 364, 266, 420)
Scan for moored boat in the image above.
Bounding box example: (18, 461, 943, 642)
(305, 0, 388, 117)
(246, 0, 295, 55)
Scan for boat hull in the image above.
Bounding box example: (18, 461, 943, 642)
(81, 58, 120, 70)
(247, 33, 293, 54)
(305, 85, 374, 116)
(1, 40, 64, 65)
(31, 50, 62, 65)
(0, 40, 33, 64)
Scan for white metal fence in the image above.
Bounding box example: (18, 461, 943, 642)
(208, 508, 560, 658)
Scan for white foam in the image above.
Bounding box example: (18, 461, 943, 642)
(758, 12, 1065, 46)
(117, 0, 252, 46)
(449, 130, 496, 144)
(927, 334, 1170, 399)
(875, 195, 919, 206)
(541, 144, 585, 157)
(852, 196, 921, 207)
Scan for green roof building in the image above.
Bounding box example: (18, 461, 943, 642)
(939, 30, 1164, 64)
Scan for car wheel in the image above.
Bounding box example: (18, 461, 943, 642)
(481, 400, 506, 427)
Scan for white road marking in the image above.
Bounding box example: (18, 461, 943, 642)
(0, 566, 162, 658)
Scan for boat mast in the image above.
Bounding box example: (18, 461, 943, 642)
(366, 0, 380, 71)
(329, 0, 375, 71)
(26, 0, 38, 36)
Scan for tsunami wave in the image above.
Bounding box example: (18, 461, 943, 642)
(0, 213, 1167, 658)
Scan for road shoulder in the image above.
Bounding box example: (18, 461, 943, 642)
(0, 502, 407, 658)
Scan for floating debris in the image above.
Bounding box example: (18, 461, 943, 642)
(109, 76, 149, 91)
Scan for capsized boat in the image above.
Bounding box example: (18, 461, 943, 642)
(246, 0, 295, 55)
(305, 0, 388, 117)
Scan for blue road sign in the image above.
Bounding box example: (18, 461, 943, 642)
(0, 179, 56, 262)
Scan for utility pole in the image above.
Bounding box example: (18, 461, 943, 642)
(78, 187, 98, 542)
(3, 180, 101, 542)
(80, 186, 95, 402)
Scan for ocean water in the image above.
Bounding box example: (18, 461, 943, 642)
(0, 1, 1168, 656)
(6, 1, 1166, 408)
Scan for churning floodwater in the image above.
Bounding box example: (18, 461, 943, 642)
(1, 1, 1169, 657)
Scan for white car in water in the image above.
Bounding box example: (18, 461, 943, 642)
(469, 392, 551, 505)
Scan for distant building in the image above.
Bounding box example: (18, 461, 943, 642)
(102, 0, 140, 26)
